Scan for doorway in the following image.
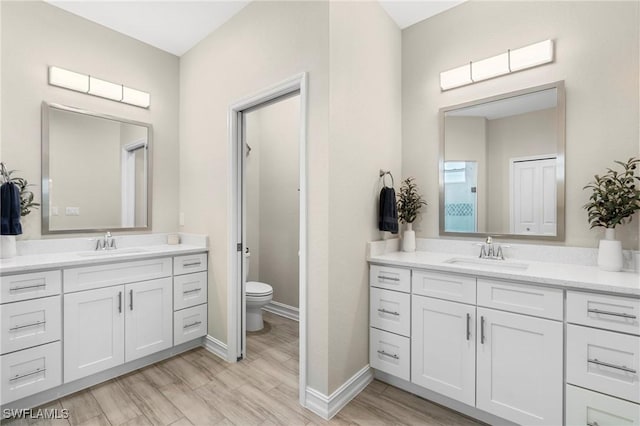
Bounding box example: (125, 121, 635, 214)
(510, 155, 557, 235)
(227, 73, 308, 405)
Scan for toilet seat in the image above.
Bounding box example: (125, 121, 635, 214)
(246, 281, 273, 297)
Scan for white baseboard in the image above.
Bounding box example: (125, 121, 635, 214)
(305, 365, 373, 420)
(203, 334, 229, 361)
(263, 301, 299, 321)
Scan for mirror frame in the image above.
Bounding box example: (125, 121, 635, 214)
(438, 81, 566, 241)
(41, 102, 153, 235)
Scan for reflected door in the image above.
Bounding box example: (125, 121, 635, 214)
(444, 161, 477, 233)
(511, 157, 556, 235)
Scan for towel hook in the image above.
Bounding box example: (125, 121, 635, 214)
(379, 169, 394, 188)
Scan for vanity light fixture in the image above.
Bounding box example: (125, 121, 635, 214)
(440, 40, 554, 91)
(48, 66, 150, 108)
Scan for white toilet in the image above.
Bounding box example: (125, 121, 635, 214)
(245, 251, 273, 332)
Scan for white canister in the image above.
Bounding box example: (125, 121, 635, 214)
(402, 222, 416, 252)
(0, 235, 17, 259)
(597, 228, 623, 272)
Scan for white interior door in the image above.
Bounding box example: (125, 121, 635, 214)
(512, 157, 556, 235)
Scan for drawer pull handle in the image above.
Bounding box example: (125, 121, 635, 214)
(183, 261, 202, 267)
(466, 313, 471, 341)
(9, 320, 46, 331)
(9, 368, 46, 382)
(183, 288, 201, 295)
(9, 283, 46, 292)
(377, 350, 399, 360)
(184, 321, 202, 329)
(377, 308, 400, 316)
(378, 275, 399, 282)
(588, 358, 637, 374)
(587, 308, 637, 319)
(587, 422, 600, 426)
(480, 316, 485, 344)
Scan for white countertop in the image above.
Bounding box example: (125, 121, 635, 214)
(0, 244, 208, 275)
(368, 251, 640, 297)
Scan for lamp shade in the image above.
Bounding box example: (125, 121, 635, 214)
(89, 76, 123, 101)
(472, 52, 509, 82)
(510, 40, 554, 71)
(122, 87, 150, 108)
(48, 66, 89, 92)
(440, 63, 472, 90)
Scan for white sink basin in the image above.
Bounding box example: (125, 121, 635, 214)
(77, 248, 147, 257)
(444, 257, 529, 271)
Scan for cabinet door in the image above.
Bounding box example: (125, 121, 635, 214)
(411, 296, 475, 406)
(125, 278, 173, 362)
(476, 308, 563, 426)
(64, 286, 125, 383)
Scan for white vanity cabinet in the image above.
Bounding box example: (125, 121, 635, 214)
(566, 291, 640, 426)
(64, 276, 173, 382)
(370, 264, 564, 426)
(0, 270, 63, 404)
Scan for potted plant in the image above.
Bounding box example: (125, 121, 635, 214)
(583, 157, 640, 271)
(1, 164, 40, 258)
(397, 177, 427, 252)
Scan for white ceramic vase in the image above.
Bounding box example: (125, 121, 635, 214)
(402, 222, 416, 252)
(0, 235, 17, 259)
(597, 228, 623, 272)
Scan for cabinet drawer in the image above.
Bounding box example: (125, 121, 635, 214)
(567, 324, 640, 403)
(64, 257, 172, 293)
(174, 304, 207, 346)
(370, 327, 410, 381)
(369, 265, 410, 293)
(174, 253, 207, 276)
(174, 272, 208, 311)
(0, 270, 61, 304)
(412, 270, 476, 304)
(0, 341, 61, 405)
(566, 384, 640, 426)
(568, 291, 640, 335)
(370, 287, 410, 337)
(477, 279, 563, 320)
(1, 296, 61, 354)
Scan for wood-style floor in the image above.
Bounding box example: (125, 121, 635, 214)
(4, 312, 481, 426)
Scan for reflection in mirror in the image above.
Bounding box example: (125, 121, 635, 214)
(439, 81, 565, 240)
(42, 103, 152, 234)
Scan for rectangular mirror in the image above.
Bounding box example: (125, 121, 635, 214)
(42, 102, 152, 234)
(439, 81, 565, 240)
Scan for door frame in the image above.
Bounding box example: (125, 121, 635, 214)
(227, 72, 308, 405)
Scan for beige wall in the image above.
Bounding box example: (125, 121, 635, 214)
(444, 116, 487, 232)
(403, 1, 639, 249)
(0, 1, 179, 237)
(49, 109, 121, 229)
(486, 108, 557, 233)
(179, 0, 331, 393)
(328, 1, 401, 392)
(245, 95, 300, 309)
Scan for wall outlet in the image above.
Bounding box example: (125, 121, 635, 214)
(65, 207, 80, 216)
(179, 212, 185, 226)
(51, 206, 59, 216)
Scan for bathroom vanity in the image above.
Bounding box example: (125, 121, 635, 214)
(368, 241, 640, 426)
(0, 237, 208, 409)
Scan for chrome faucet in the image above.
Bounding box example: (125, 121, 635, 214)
(95, 232, 116, 250)
(479, 236, 505, 260)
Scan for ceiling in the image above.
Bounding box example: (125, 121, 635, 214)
(45, 0, 465, 57)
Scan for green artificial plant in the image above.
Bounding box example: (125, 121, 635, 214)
(3, 167, 40, 217)
(397, 177, 427, 224)
(583, 157, 640, 229)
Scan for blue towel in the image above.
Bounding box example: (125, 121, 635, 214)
(378, 187, 398, 234)
(1, 182, 22, 235)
